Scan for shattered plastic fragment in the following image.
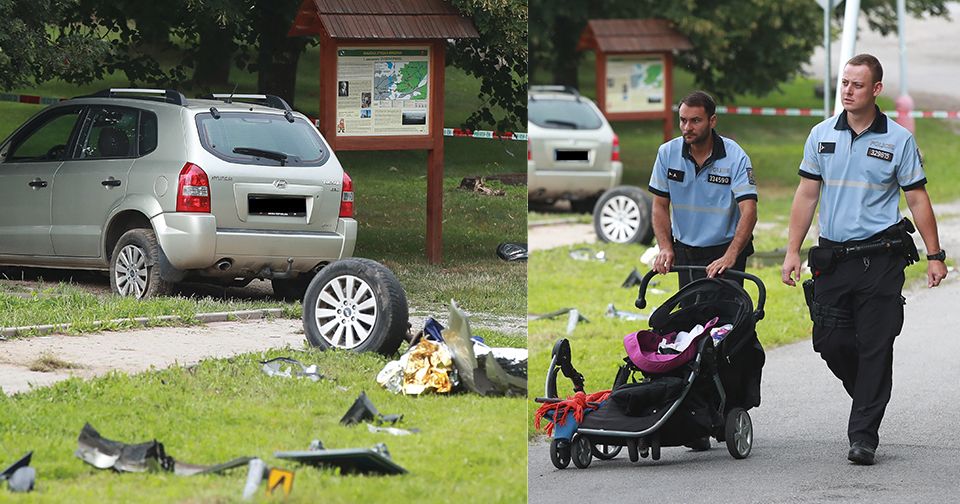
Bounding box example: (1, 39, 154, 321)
(1, 452, 34, 493)
(496, 242, 528, 262)
(241, 458, 267, 501)
(0, 452, 32, 481)
(275, 442, 406, 475)
(621, 267, 643, 288)
(75, 423, 250, 476)
(7, 467, 35, 493)
(569, 247, 606, 262)
(605, 303, 649, 321)
(443, 300, 527, 396)
(367, 424, 420, 436)
(259, 357, 322, 382)
(75, 423, 173, 473)
(340, 392, 402, 426)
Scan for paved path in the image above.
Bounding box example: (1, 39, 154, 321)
(0, 308, 524, 395)
(529, 274, 960, 503)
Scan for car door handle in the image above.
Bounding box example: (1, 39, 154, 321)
(28, 179, 48, 189)
(101, 178, 122, 187)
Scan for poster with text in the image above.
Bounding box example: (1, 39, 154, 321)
(604, 55, 665, 113)
(336, 47, 430, 136)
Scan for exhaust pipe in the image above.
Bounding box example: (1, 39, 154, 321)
(216, 259, 233, 271)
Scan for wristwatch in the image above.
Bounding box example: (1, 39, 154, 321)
(926, 249, 947, 261)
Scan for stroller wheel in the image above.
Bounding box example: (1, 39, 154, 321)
(650, 435, 661, 461)
(571, 434, 593, 469)
(591, 443, 622, 460)
(725, 408, 753, 459)
(550, 439, 571, 469)
(626, 439, 640, 462)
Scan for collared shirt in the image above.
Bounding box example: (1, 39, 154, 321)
(647, 130, 757, 247)
(799, 106, 926, 242)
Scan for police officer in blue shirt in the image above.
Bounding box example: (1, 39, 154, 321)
(648, 91, 759, 288)
(781, 54, 948, 466)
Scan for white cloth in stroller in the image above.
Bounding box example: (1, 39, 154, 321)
(657, 317, 719, 354)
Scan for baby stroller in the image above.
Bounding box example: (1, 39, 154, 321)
(536, 266, 766, 468)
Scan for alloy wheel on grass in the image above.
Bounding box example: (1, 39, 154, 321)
(312, 274, 378, 349)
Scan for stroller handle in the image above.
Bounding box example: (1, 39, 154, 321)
(634, 266, 766, 321)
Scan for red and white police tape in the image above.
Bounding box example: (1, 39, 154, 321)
(714, 105, 960, 119)
(3, 91, 957, 133)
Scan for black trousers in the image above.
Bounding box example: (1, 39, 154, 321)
(812, 238, 907, 449)
(673, 239, 754, 289)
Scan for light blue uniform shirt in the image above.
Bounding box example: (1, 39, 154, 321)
(799, 107, 926, 242)
(648, 131, 757, 247)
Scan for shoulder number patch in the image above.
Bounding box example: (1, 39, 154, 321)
(867, 148, 893, 162)
(708, 174, 731, 185)
(818, 142, 836, 154)
(667, 169, 685, 182)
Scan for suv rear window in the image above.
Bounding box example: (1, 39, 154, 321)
(195, 113, 329, 166)
(529, 99, 603, 130)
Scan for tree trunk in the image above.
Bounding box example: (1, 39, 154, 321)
(254, 1, 307, 108)
(192, 22, 235, 92)
(551, 14, 581, 89)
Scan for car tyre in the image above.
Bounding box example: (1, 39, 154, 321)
(109, 228, 173, 299)
(593, 186, 653, 245)
(302, 258, 408, 355)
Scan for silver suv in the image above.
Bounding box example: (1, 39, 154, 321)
(0, 89, 356, 299)
(528, 86, 652, 244)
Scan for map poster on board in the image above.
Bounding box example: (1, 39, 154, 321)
(335, 47, 430, 136)
(604, 55, 665, 113)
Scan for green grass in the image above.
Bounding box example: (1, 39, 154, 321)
(0, 342, 527, 503)
(0, 47, 527, 329)
(0, 282, 298, 334)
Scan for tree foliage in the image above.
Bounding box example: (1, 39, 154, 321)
(0, 0, 111, 90)
(448, 0, 528, 130)
(530, 0, 951, 100)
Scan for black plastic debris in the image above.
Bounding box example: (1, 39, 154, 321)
(76, 423, 174, 473)
(339, 392, 402, 426)
(496, 242, 528, 262)
(621, 267, 643, 288)
(0, 452, 31, 481)
(275, 441, 406, 475)
(259, 357, 323, 382)
(174, 457, 254, 476)
(1, 452, 34, 493)
(75, 423, 250, 476)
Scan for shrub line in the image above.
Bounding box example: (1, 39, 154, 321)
(0, 308, 286, 338)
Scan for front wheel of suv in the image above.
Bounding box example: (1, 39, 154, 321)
(302, 259, 408, 355)
(593, 186, 654, 245)
(109, 228, 173, 299)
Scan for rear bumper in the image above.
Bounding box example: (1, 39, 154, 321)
(152, 213, 356, 274)
(528, 160, 622, 200)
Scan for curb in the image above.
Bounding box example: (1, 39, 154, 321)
(0, 308, 287, 339)
(528, 218, 586, 228)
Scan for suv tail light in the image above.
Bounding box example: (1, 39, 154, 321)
(339, 172, 354, 218)
(611, 134, 621, 162)
(527, 140, 532, 161)
(176, 162, 211, 213)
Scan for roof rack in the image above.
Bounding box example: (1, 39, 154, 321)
(528, 85, 581, 101)
(79, 88, 188, 106)
(200, 93, 295, 122)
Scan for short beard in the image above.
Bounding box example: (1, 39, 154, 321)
(684, 129, 710, 146)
